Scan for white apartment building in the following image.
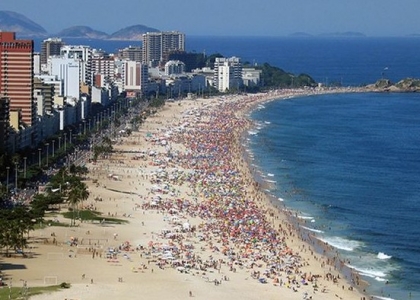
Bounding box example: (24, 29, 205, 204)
(60, 45, 93, 85)
(48, 56, 81, 99)
(214, 57, 243, 92)
(242, 68, 262, 87)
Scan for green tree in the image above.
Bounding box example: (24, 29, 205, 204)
(67, 181, 89, 226)
(256, 63, 317, 88)
(0, 206, 36, 256)
(31, 191, 64, 218)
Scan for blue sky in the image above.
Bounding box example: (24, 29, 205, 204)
(2, 0, 419, 36)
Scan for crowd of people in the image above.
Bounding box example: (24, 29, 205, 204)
(113, 91, 352, 296)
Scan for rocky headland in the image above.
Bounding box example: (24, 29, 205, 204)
(365, 78, 420, 92)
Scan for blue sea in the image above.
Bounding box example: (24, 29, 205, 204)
(248, 93, 420, 300)
(35, 36, 420, 86)
(34, 36, 420, 299)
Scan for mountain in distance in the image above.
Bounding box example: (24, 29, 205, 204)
(108, 24, 159, 40)
(0, 10, 47, 37)
(288, 31, 366, 38)
(318, 31, 366, 38)
(56, 24, 160, 40)
(288, 32, 314, 38)
(56, 26, 109, 39)
(0, 10, 159, 40)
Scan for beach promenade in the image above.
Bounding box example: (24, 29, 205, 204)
(3, 89, 367, 300)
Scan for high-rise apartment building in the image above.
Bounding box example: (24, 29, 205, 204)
(91, 53, 115, 88)
(214, 57, 243, 92)
(0, 32, 36, 127)
(41, 38, 64, 66)
(142, 31, 185, 66)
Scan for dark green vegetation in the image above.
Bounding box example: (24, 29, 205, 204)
(91, 136, 113, 162)
(0, 206, 38, 256)
(253, 63, 317, 89)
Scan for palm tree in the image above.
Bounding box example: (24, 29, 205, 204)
(67, 181, 89, 226)
(76, 181, 90, 211)
(69, 165, 88, 178)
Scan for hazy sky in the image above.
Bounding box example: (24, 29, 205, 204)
(2, 0, 419, 36)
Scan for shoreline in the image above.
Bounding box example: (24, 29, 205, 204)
(3, 88, 369, 300)
(241, 89, 408, 300)
(237, 90, 371, 296)
(240, 89, 369, 290)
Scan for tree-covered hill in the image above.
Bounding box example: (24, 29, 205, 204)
(256, 63, 317, 88)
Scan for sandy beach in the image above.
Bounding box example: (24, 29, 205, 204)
(2, 89, 368, 300)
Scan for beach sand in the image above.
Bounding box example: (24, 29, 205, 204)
(2, 89, 368, 300)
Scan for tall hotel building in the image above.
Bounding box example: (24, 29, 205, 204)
(142, 31, 185, 66)
(0, 32, 36, 127)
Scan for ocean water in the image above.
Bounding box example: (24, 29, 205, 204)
(248, 92, 420, 300)
(35, 36, 420, 86)
(187, 36, 420, 87)
(34, 36, 420, 299)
